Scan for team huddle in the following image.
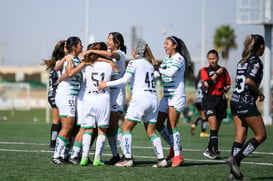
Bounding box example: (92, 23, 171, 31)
(42, 32, 267, 180)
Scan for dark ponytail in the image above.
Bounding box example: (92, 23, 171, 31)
(168, 36, 193, 77)
(109, 32, 127, 54)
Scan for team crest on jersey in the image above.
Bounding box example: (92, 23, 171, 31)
(251, 63, 259, 75)
(70, 107, 75, 114)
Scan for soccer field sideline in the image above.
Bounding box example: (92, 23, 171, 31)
(1, 141, 273, 167)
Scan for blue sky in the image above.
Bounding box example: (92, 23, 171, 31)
(0, 0, 264, 76)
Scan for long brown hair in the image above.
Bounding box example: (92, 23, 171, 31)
(82, 42, 109, 63)
(167, 36, 193, 77)
(42, 40, 65, 71)
(240, 34, 264, 66)
(144, 46, 158, 67)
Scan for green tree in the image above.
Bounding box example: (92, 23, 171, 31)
(213, 25, 237, 67)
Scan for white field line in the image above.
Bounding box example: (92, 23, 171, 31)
(0, 141, 273, 167)
(1, 141, 272, 155)
(0, 148, 272, 167)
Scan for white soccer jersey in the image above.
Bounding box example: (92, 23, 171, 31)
(108, 58, 157, 99)
(109, 49, 126, 112)
(84, 61, 112, 93)
(56, 55, 82, 96)
(55, 55, 82, 117)
(112, 50, 126, 82)
(159, 52, 186, 97)
(107, 58, 158, 123)
(81, 61, 112, 128)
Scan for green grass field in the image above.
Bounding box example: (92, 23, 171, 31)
(0, 109, 272, 181)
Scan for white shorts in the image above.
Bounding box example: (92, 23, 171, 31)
(55, 92, 77, 117)
(110, 87, 125, 112)
(125, 96, 158, 124)
(158, 95, 186, 113)
(81, 92, 110, 129)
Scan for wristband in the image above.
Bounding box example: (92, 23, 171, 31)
(206, 79, 214, 86)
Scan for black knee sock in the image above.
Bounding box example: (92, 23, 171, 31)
(235, 137, 259, 164)
(230, 141, 243, 170)
(50, 124, 61, 147)
(209, 130, 218, 152)
(194, 117, 202, 126)
(231, 141, 243, 156)
(201, 120, 207, 132)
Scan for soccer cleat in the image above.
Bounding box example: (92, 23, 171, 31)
(93, 158, 105, 166)
(203, 148, 216, 159)
(214, 151, 221, 159)
(171, 155, 184, 167)
(227, 156, 243, 180)
(51, 157, 66, 164)
(68, 157, 80, 165)
(190, 124, 196, 135)
(228, 171, 247, 180)
(166, 147, 174, 161)
(80, 157, 89, 166)
(108, 155, 121, 165)
(200, 132, 209, 138)
(115, 158, 133, 167)
(152, 159, 168, 168)
(227, 172, 236, 180)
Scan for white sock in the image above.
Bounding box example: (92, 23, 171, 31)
(81, 132, 92, 158)
(61, 142, 70, 160)
(70, 141, 82, 158)
(150, 134, 164, 160)
(94, 134, 106, 160)
(171, 129, 181, 156)
(53, 136, 66, 158)
(122, 131, 132, 159)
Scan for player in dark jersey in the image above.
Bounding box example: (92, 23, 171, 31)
(227, 34, 267, 180)
(200, 49, 231, 160)
(42, 40, 66, 150)
(190, 70, 209, 137)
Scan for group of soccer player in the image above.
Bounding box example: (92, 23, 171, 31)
(43, 32, 267, 180)
(192, 34, 267, 180)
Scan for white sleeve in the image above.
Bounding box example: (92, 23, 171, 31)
(153, 70, 161, 79)
(106, 73, 132, 87)
(159, 66, 178, 77)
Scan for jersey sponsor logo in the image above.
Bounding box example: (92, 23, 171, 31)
(237, 110, 248, 114)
